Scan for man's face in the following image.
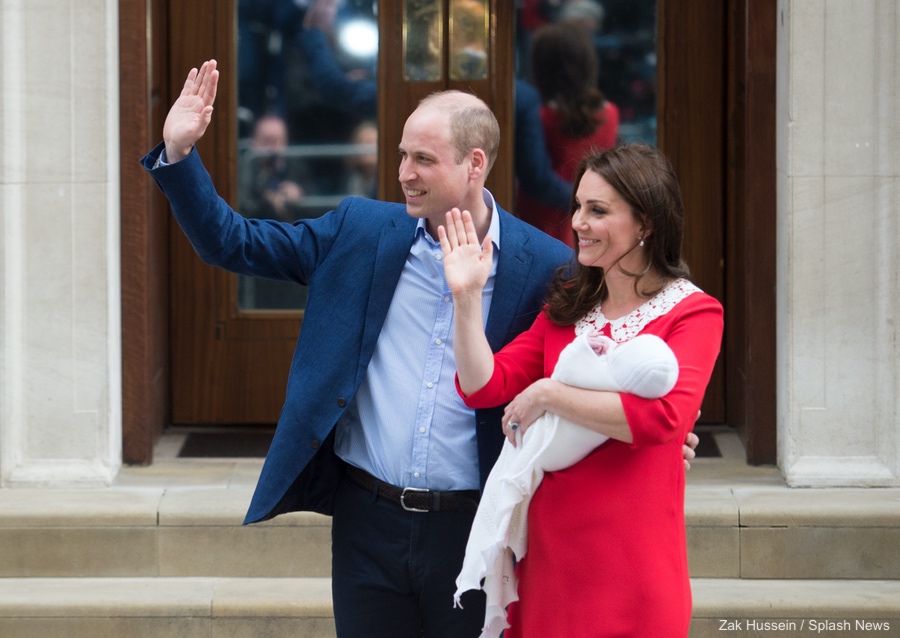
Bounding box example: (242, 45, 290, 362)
(252, 117, 287, 153)
(397, 105, 473, 225)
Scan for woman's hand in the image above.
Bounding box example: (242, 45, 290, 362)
(440, 208, 497, 395)
(501, 378, 556, 446)
(163, 60, 219, 163)
(438, 208, 493, 299)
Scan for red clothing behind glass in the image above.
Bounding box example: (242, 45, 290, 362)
(516, 101, 620, 246)
(459, 285, 723, 637)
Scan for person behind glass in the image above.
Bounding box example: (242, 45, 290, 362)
(238, 112, 306, 222)
(341, 119, 377, 198)
(515, 21, 620, 247)
(440, 144, 723, 637)
(142, 59, 573, 638)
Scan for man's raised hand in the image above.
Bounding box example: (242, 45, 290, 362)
(163, 60, 220, 163)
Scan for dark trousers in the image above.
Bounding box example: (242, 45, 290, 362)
(331, 474, 486, 638)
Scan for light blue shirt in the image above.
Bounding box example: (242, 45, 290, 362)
(334, 190, 501, 491)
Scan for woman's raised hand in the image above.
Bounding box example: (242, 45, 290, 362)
(438, 208, 493, 298)
(163, 60, 220, 163)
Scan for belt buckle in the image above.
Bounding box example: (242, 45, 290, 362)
(400, 487, 430, 512)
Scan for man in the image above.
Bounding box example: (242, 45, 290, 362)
(143, 60, 697, 637)
(239, 112, 305, 222)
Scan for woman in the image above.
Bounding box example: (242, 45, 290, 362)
(516, 21, 620, 247)
(440, 144, 723, 637)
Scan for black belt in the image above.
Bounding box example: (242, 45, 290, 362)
(345, 464, 480, 514)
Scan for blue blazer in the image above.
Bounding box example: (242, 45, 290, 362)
(142, 143, 573, 524)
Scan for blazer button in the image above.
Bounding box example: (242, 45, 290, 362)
(337, 398, 347, 408)
(310, 439, 320, 450)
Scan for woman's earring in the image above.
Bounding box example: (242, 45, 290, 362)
(639, 236, 645, 247)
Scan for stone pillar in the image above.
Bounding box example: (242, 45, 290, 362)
(777, 0, 898, 486)
(0, 0, 121, 486)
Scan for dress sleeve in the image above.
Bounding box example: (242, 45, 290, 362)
(620, 293, 724, 448)
(457, 312, 553, 408)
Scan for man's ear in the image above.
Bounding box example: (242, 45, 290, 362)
(468, 148, 487, 179)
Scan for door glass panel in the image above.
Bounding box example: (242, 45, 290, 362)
(515, 0, 657, 145)
(404, 0, 442, 80)
(236, 0, 379, 310)
(450, 0, 489, 81)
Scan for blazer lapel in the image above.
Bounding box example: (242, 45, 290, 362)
(357, 214, 418, 376)
(485, 213, 534, 352)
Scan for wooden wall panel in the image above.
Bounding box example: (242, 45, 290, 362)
(725, 0, 777, 463)
(658, 0, 727, 422)
(120, 0, 170, 464)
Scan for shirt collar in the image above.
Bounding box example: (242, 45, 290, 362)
(415, 188, 501, 250)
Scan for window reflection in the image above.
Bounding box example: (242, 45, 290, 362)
(450, 0, 489, 81)
(516, 0, 657, 144)
(236, 0, 379, 311)
(404, 0, 443, 81)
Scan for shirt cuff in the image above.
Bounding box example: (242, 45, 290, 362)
(153, 149, 169, 169)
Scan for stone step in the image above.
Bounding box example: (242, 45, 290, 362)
(690, 579, 900, 638)
(0, 577, 898, 638)
(1, 483, 898, 580)
(0, 577, 335, 638)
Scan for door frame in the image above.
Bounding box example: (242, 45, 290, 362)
(119, 0, 777, 464)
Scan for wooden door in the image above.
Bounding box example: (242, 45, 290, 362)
(658, 0, 727, 423)
(167, 0, 300, 423)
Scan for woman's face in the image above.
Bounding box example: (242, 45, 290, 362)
(571, 170, 646, 273)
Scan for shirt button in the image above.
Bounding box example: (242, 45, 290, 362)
(310, 439, 320, 450)
(426, 382, 434, 389)
(435, 254, 442, 261)
(337, 398, 347, 408)
(444, 295, 450, 302)
(435, 338, 442, 345)
(419, 427, 426, 433)
(414, 472, 421, 478)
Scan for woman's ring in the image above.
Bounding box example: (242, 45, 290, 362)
(510, 422, 519, 431)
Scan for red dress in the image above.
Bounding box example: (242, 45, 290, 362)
(516, 101, 620, 247)
(461, 281, 723, 637)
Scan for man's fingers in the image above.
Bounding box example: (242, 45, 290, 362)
(203, 63, 219, 104)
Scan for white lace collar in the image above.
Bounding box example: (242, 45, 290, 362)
(574, 279, 701, 343)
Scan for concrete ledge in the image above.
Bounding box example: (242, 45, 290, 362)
(691, 579, 900, 637)
(0, 577, 335, 638)
(1, 577, 897, 638)
(0, 577, 333, 618)
(733, 486, 900, 526)
(691, 578, 900, 617)
(1, 469, 899, 580)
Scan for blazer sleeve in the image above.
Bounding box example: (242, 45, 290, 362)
(141, 143, 346, 284)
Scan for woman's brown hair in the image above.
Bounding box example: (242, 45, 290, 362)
(545, 144, 691, 325)
(530, 22, 605, 138)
